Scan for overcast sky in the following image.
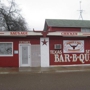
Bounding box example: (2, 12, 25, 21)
(14, 0, 90, 30)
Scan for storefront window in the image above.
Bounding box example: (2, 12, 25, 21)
(0, 42, 13, 56)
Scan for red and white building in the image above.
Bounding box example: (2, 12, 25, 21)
(0, 19, 90, 67)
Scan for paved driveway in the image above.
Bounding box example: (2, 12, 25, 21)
(0, 71, 90, 90)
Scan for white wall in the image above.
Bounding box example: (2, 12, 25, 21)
(40, 38, 49, 67)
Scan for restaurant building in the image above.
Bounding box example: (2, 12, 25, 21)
(0, 19, 90, 67)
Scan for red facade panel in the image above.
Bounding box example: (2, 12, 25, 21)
(48, 27, 81, 32)
(0, 37, 40, 67)
(49, 36, 90, 66)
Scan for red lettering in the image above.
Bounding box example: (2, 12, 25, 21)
(61, 32, 77, 36)
(10, 32, 16, 35)
(10, 32, 27, 35)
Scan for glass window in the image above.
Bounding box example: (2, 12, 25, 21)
(0, 42, 13, 56)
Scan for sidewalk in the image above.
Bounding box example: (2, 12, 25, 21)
(0, 66, 90, 74)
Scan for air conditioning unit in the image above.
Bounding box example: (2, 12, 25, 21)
(54, 44, 62, 49)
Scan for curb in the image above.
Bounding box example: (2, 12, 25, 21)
(56, 69, 90, 73)
(0, 69, 90, 74)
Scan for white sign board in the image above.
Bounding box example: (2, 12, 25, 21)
(14, 50, 18, 54)
(63, 40, 84, 53)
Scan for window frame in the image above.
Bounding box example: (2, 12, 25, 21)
(0, 42, 13, 57)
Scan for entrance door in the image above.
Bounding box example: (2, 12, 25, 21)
(19, 44, 31, 67)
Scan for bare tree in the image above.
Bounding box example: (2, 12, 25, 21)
(0, 0, 28, 31)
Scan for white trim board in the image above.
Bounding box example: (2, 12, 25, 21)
(40, 38, 49, 67)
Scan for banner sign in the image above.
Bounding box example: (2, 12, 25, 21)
(1, 31, 90, 36)
(63, 40, 84, 53)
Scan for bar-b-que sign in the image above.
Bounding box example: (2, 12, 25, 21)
(50, 40, 90, 64)
(50, 50, 90, 64)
